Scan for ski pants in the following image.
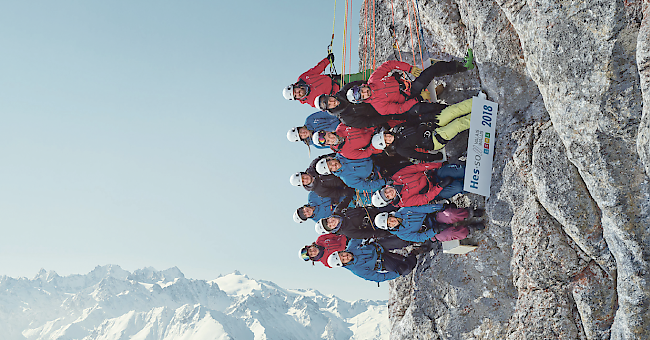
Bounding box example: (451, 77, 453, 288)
(435, 208, 470, 224)
(410, 60, 462, 96)
(434, 225, 469, 242)
(433, 164, 466, 199)
(432, 98, 473, 150)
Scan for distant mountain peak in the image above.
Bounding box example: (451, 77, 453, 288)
(0, 266, 389, 340)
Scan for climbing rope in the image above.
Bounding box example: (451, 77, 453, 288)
(356, 190, 378, 230)
(410, 0, 425, 68)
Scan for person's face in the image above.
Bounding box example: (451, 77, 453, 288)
(384, 187, 397, 200)
(387, 216, 400, 228)
(301, 173, 313, 185)
(327, 97, 340, 109)
(324, 132, 340, 146)
(307, 246, 319, 258)
(339, 251, 353, 264)
(327, 159, 342, 172)
(360, 86, 372, 100)
(326, 217, 340, 230)
(302, 206, 315, 218)
(384, 133, 395, 145)
(293, 87, 307, 100)
(298, 127, 311, 140)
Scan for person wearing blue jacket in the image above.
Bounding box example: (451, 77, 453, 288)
(374, 204, 484, 242)
(373, 204, 444, 242)
(287, 111, 341, 150)
(327, 238, 419, 282)
(314, 154, 387, 194)
(294, 191, 355, 223)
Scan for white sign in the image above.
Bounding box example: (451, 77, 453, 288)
(464, 97, 498, 197)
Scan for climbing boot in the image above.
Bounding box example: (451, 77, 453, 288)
(463, 48, 474, 71)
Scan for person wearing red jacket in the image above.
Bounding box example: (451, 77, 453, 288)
(371, 163, 466, 208)
(300, 233, 349, 268)
(283, 54, 373, 108)
(351, 52, 474, 116)
(311, 123, 383, 160)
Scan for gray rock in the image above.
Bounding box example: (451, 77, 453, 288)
(359, 0, 650, 338)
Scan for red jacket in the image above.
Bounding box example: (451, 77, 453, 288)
(330, 124, 382, 160)
(390, 162, 444, 207)
(315, 234, 348, 268)
(297, 57, 340, 108)
(365, 60, 419, 115)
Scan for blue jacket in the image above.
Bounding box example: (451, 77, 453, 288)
(304, 111, 341, 149)
(391, 204, 444, 242)
(333, 154, 387, 193)
(343, 239, 399, 282)
(308, 192, 336, 221)
(307, 191, 355, 221)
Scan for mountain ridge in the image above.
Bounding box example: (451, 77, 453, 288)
(0, 265, 388, 340)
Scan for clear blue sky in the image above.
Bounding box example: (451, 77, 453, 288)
(0, 1, 391, 301)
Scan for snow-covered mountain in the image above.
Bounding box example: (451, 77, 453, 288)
(0, 265, 388, 340)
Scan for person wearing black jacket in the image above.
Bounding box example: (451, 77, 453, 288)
(315, 206, 397, 240)
(317, 81, 404, 129)
(297, 153, 356, 202)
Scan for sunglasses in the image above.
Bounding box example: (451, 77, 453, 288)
(317, 131, 327, 145)
(300, 248, 311, 261)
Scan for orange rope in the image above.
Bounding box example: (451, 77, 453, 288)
(411, 0, 424, 68)
(362, 0, 369, 73)
(342, 0, 349, 86)
(371, 0, 376, 69)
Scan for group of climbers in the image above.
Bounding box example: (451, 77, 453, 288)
(284, 50, 485, 283)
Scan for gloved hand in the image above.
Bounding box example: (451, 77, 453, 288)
(327, 53, 335, 64)
(411, 65, 423, 77)
(437, 176, 454, 188)
(420, 89, 431, 102)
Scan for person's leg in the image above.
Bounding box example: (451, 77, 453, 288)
(435, 179, 465, 199)
(434, 225, 469, 242)
(410, 60, 463, 96)
(432, 114, 472, 150)
(435, 164, 465, 179)
(435, 208, 470, 224)
(436, 98, 473, 126)
(406, 102, 449, 123)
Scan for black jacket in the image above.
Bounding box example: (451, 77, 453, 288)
(305, 154, 354, 202)
(390, 122, 444, 162)
(328, 81, 401, 128)
(332, 207, 396, 239)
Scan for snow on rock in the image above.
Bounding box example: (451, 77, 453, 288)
(0, 266, 388, 340)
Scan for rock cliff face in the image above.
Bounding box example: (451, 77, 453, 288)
(359, 1, 649, 339)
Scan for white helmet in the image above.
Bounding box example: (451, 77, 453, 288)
(315, 158, 331, 175)
(327, 252, 343, 268)
(372, 132, 386, 150)
(314, 95, 322, 109)
(372, 187, 391, 207)
(287, 127, 300, 142)
(293, 209, 306, 223)
(315, 218, 329, 234)
(347, 85, 363, 103)
(290, 172, 303, 187)
(283, 85, 294, 100)
(374, 212, 390, 230)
